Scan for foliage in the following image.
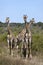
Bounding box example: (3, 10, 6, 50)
(0, 32, 7, 43)
(32, 33, 43, 53)
(0, 23, 43, 54)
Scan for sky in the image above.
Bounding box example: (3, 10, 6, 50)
(0, 0, 43, 23)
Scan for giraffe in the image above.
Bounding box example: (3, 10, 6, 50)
(16, 15, 35, 58)
(6, 17, 16, 55)
(23, 15, 35, 59)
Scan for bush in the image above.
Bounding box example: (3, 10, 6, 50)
(0, 32, 7, 43)
(32, 34, 43, 53)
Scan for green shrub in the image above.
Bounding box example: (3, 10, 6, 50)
(0, 32, 7, 43)
(32, 34, 43, 53)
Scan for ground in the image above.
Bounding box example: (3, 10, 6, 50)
(0, 42, 43, 65)
(0, 45, 43, 65)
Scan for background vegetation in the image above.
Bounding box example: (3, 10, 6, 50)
(0, 22, 43, 65)
(0, 22, 43, 53)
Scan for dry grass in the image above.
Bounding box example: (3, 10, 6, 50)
(0, 42, 43, 65)
(0, 53, 43, 65)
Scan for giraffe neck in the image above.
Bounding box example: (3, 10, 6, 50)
(8, 22, 10, 27)
(29, 21, 32, 29)
(7, 22, 11, 35)
(24, 20, 28, 33)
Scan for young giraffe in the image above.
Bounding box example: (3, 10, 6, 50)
(16, 15, 34, 58)
(6, 17, 16, 55)
(23, 15, 35, 59)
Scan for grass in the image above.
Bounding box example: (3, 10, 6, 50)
(0, 26, 43, 65)
(0, 53, 43, 65)
(32, 34, 43, 53)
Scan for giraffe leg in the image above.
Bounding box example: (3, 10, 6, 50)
(8, 47, 11, 55)
(29, 48, 32, 59)
(21, 43, 23, 57)
(9, 40, 12, 55)
(7, 39, 10, 55)
(7, 39, 9, 49)
(11, 39, 12, 49)
(29, 38, 32, 59)
(26, 38, 28, 59)
(26, 44, 28, 59)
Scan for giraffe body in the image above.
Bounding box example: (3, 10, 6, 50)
(6, 17, 15, 55)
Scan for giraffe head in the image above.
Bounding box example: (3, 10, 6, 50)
(30, 18, 35, 24)
(23, 15, 28, 24)
(5, 17, 10, 24)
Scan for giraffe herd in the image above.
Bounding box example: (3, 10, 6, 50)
(6, 15, 35, 59)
